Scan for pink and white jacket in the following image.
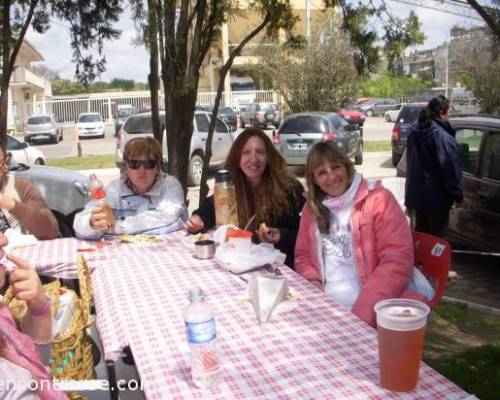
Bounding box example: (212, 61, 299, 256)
(295, 178, 429, 327)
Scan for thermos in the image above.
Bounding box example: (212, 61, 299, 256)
(214, 170, 238, 227)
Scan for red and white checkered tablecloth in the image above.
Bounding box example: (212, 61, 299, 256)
(9, 238, 131, 279)
(92, 231, 471, 400)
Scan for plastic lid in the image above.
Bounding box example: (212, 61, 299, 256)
(374, 299, 430, 331)
(189, 287, 205, 302)
(215, 170, 232, 184)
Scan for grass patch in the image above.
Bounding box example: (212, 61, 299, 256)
(423, 302, 500, 399)
(47, 154, 117, 170)
(364, 140, 391, 152)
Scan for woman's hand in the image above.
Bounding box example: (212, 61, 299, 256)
(6, 253, 48, 313)
(309, 280, 324, 290)
(185, 215, 204, 233)
(0, 192, 15, 211)
(257, 226, 281, 244)
(90, 206, 112, 230)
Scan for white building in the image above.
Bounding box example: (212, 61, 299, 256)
(7, 40, 52, 133)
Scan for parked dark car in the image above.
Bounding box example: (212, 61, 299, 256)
(240, 102, 282, 129)
(273, 112, 363, 166)
(114, 105, 138, 136)
(446, 115, 500, 251)
(390, 102, 427, 166)
(217, 107, 237, 131)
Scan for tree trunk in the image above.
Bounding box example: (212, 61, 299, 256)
(147, 0, 162, 144)
(0, 0, 38, 141)
(198, 14, 272, 206)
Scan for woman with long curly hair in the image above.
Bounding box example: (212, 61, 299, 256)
(186, 128, 305, 268)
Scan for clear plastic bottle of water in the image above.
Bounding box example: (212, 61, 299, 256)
(183, 287, 220, 389)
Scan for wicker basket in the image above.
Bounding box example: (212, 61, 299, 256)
(5, 254, 95, 400)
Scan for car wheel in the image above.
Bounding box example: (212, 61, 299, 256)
(355, 142, 363, 165)
(385, 114, 391, 122)
(392, 150, 401, 167)
(52, 135, 59, 144)
(366, 109, 373, 117)
(240, 119, 245, 128)
(34, 158, 45, 165)
(188, 154, 203, 187)
(60, 130, 64, 141)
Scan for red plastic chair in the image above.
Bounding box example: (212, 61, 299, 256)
(412, 231, 452, 307)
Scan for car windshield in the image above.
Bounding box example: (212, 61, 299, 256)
(282, 116, 327, 133)
(258, 103, 275, 112)
(79, 114, 101, 123)
(219, 107, 233, 115)
(398, 106, 424, 123)
(123, 114, 166, 134)
(117, 108, 136, 118)
(28, 116, 51, 124)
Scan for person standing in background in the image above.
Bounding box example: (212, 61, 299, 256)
(405, 95, 463, 237)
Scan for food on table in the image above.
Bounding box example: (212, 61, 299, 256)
(258, 222, 269, 237)
(119, 234, 163, 244)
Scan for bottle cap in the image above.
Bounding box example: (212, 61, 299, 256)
(189, 287, 205, 302)
(215, 170, 232, 184)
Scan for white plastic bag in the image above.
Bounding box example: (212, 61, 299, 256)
(215, 242, 286, 274)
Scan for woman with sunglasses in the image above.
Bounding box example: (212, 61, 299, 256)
(0, 141, 58, 239)
(186, 128, 305, 268)
(74, 137, 187, 238)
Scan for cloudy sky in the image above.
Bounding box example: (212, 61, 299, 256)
(25, 2, 484, 83)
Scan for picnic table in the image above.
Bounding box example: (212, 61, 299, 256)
(13, 232, 473, 399)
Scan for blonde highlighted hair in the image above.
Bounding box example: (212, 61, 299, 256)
(305, 141, 355, 234)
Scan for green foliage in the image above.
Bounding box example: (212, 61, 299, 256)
(383, 10, 425, 75)
(257, 13, 358, 112)
(51, 78, 140, 95)
(424, 302, 500, 400)
(359, 73, 433, 100)
(341, 4, 380, 76)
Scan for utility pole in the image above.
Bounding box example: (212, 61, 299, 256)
(306, 0, 311, 45)
(445, 42, 449, 98)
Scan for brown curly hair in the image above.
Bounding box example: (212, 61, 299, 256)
(225, 128, 298, 228)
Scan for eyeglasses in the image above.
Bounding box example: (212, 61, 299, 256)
(125, 159, 157, 170)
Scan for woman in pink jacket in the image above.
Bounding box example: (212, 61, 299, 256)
(295, 142, 428, 327)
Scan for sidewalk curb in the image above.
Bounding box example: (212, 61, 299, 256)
(442, 296, 500, 316)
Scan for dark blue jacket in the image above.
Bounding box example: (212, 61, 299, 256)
(405, 118, 463, 212)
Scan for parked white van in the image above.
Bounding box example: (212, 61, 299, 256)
(115, 110, 234, 186)
(76, 112, 105, 139)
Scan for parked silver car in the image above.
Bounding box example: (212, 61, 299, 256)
(273, 112, 363, 166)
(10, 162, 89, 236)
(25, 114, 63, 144)
(115, 110, 234, 186)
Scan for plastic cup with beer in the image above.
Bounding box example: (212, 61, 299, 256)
(374, 298, 430, 392)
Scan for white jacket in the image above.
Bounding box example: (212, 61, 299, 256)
(73, 172, 187, 239)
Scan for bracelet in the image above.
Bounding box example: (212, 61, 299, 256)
(29, 295, 51, 317)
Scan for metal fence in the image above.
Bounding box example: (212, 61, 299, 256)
(34, 89, 280, 129)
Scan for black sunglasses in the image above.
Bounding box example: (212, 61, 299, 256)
(125, 159, 158, 170)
